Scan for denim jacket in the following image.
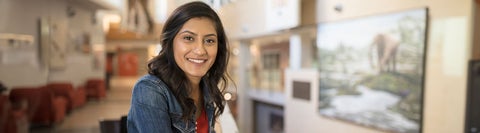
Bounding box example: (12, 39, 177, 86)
(127, 74, 216, 133)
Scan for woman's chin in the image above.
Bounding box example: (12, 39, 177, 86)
(186, 72, 207, 79)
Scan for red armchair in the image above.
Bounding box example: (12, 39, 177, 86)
(74, 85, 87, 108)
(48, 83, 86, 112)
(0, 95, 29, 133)
(0, 95, 16, 133)
(9, 86, 67, 126)
(85, 79, 106, 100)
(48, 83, 75, 112)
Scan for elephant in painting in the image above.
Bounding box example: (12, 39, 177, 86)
(369, 34, 400, 73)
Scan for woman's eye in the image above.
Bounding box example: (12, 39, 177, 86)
(205, 39, 216, 44)
(183, 36, 194, 41)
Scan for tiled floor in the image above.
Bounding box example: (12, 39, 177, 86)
(31, 76, 138, 133)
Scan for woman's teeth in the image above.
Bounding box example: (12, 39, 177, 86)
(188, 58, 205, 63)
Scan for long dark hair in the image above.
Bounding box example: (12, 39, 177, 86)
(147, 1, 230, 122)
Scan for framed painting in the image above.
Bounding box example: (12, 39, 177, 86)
(316, 8, 428, 133)
(48, 20, 68, 70)
(39, 18, 67, 70)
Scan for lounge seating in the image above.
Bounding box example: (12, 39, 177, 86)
(48, 83, 86, 112)
(85, 79, 106, 100)
(9, 86, 68, 126)
(73, 85, 87, 108)
(0, 95, 29, 133)
(48, 83, 75, 112)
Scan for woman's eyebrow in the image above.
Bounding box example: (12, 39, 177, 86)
(179, 30, 216, 37)
(179, 30, 197, 36)
(204, 34, 217, 37)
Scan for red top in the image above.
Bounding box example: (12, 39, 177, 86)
(196, 109, 208, 133)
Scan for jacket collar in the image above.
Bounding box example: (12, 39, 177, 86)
(200, 79, 215, 108)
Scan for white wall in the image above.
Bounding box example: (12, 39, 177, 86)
(0, 0, 52, 88)
(218, 0, 267, 39)
(0, 0, 105, 88)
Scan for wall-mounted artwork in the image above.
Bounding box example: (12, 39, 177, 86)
(39, 18, 68, 70)
(48, 20, 68, 70)
(317, 8, 428, 133)
(0, 33, 37, 66)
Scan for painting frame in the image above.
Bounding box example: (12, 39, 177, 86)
(316, 8, 428, 133)
(465, 59, 480, 132)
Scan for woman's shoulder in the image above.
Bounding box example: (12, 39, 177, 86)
(131, 74, 171, 97)
(135, 74, 168, 89)
(138, 74, 163, 83)
(131, 74, 171, 107)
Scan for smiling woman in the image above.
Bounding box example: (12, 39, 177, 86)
(127, 1, 234, 133)
(173, 17, 219, 86)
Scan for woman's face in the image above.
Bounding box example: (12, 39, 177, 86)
(173, 17, 218, 83)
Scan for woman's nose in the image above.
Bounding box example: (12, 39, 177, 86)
(192, 42, 206, 55)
